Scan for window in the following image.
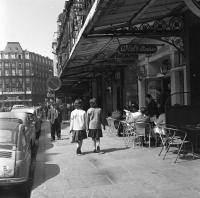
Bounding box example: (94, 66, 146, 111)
(4, 54, 8, 59)
(18, 54, 22, 59)
(18, 63, 22, 69)
(25, 62, 29, 67)
(5, 69, 9, 76)
(18, 69, 22, 76)
(10, 54, 15, 59)
(12, 69, 16, 76)
(5, 63, 9, 68)
(26, 69, 30, 75)
(25, 53, 29, 59)
(0, 62, 2, 68)
(26, 78, 30, 84)
(0, 69, 1, 76)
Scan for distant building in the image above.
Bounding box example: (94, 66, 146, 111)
(0, 42, 53, 107)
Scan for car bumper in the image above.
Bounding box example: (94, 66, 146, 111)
(0, 177, 29, 186)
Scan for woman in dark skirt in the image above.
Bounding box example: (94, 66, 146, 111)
(86, 98, 105, 153)
(69, 99, 87, 155)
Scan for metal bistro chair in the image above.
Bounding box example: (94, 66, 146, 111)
(162, 126, 194, 163)
(157, 124, 176, 156)
(120, 121, 136, 148)
(134, 121, 152, 148)
(106, 117, 120, 136)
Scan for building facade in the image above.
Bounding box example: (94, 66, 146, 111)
(0, 42, 53, 107)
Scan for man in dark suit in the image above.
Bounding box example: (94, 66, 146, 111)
(55, 103, 63, 140)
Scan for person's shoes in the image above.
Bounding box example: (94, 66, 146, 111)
(93, 149, 97, 153)
(97, 146, 100, 153)
(76, 148, 79, 155)
(57, 136, 61, 140)
(51, 138, 55, 142)
(76, 148, 82, 155)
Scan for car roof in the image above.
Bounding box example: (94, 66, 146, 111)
(0, 120, 20, 130)
(0, 112, 28, 121)
(11, 107, 35, 114)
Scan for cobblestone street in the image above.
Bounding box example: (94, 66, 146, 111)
(30, 121, 200, 198)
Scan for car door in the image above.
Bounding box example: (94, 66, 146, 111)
(19, 127, 32, 177)
(24, 114, 36, 149)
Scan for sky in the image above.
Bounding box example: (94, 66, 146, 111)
(0, 0, 66, 59)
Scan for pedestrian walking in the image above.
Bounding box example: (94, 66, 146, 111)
(55, 103, 62, 140)
(86, 98, 105, 153)
(48, 103, 58, 141)
(69, 99, 87, 155)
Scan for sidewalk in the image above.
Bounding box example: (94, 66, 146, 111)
(31, 121, 200, 198)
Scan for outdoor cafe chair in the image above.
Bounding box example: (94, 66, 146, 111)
(134, 121, 152, 148)
(120, 121, 136, 148)
(157, 124, 176, 156)
(162, 126, 194, 163)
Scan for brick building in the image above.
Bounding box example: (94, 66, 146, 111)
(0, 42, 53, 107)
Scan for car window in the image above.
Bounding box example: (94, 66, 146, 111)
(0, 118, 23, 124)
(0, 129, 16, 144)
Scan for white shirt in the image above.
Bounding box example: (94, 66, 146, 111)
(126, 111, 142, 123)
(69, 109, 86, 131)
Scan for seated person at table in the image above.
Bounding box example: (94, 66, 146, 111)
(153, 106, 166, 135)
(126, 107, 149, 125)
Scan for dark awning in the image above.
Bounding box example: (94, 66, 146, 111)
(59, 0, 187, 90)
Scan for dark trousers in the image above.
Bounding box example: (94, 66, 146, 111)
(51, 122, 56, 140)
(55, 119, 61, 138)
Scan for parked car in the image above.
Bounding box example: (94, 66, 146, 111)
(11, 107, 42, 139)
(0, 120, 32, 187)
(0, 112, 36, 149)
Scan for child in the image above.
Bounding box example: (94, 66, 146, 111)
(86, 98, 105, 153)
(69, 99, 87, 155)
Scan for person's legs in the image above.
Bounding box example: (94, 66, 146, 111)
(57, 122, 61, 139)
(96, 138, 100, 152)
(76, 140, 83, 154)
(92, 138, 97, 152)
(51, 123, 56, 141)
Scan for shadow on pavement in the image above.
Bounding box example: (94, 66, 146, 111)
(82, 147, 129, 155)
(30, 120, 60, 191)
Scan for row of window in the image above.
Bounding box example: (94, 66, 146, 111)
(0, 52, 53, 65)
(0, 69, 31, 76)
(0, 62, 53, 74)
(0, 62, 30, 68)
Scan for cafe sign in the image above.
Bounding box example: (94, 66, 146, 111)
(119, 44, 157, 54)
(184, 0, 200, 18)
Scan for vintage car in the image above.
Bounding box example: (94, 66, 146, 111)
(11, 107, 42, 139)
(0, 112, 36, 149)
(0, 121, 32, 186)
